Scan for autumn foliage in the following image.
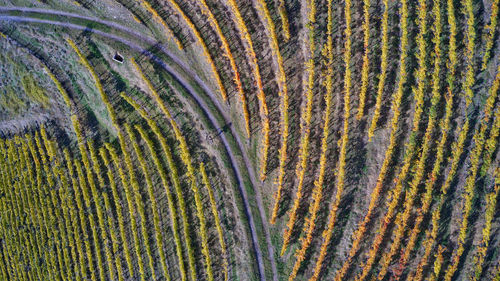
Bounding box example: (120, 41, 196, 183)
(280, 0, 316, 256)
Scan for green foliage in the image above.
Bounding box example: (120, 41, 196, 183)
(99, 147, 132, 281)
(105, 143, 146, 281)
(482, 0, 499, 70)
(21, 74, 49, 107)
(0, 57, 49, 115)
(2, 3, 500, 281)
(88, 139, 117, 281)
(0, 86, 26, 114)
(126, 124, 171, 281)
(134, 124, 187, 281)
(124, 124, 157, 281)
(64, 149, 88, 281)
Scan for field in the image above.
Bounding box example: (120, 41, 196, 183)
(0, 0, 499, 280)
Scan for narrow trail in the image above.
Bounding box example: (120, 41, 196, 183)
(0, 8, 278, 281)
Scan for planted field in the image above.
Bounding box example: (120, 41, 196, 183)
(0, 0, 499, 280)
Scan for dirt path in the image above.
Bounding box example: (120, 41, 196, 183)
(0, 8, 278, 281)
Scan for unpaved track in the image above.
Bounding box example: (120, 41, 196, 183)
(0, 7, 277, 281)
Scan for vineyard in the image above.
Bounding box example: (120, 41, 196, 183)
(0, 0, 499, 280)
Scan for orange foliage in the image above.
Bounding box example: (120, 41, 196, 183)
(280, 0, 316, 255)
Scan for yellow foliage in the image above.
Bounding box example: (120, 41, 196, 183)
(309, 0, 351, 279)
(21, 73, 50, 108)
(335, 0, 409, 279)
(255, 0, 289, 181)
(167, 0, 226, 101)
(225, 0, 270, 180)
(482, 0, 499, 70)
(198, 0, 250, 137)
(287, 0, 335, 276)
(464, 0, 476, 106)
(395, 0, 446, 274)
(471, 168, 499, 281)
(122, 93, 190, 281)
(138, 0, 183, 49)
(367, 0, 389, 140)
(356, 0, 371, 120)
(129, 60, 213, 280)
(105, 143, 147, 281)
(200, 162, 229, 281)
(99, 147, 134, 279)
(44, 66, 72, 109)
(277, 0, 290, 40)
(280, 0, 316, 256)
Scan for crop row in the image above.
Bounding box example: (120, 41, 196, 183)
(281, 0, 317, 255)
(200, 162, 229, 281)
(225, 0, 270, 180)
(121, 93, 189, 281)
(375, 0, 431, 278)
(254, 0, 289, 182)
(132, 58, 214, 280)
(68, 39, 147, 280)
(333, 0, 409, 279)
(309, 0, 351, 279)
(267, 0, 291, 222)
(356, 0, 371, 120)
(471, 167, 499, 281)
(286, 0, 335, 278)
(482, 0, 499, 70)
(394, 0, 446, 276)
(277, 0, 290, 41)
(440, 1, 480, 279)
(167, 0, 227, 102)
(197, 0, 250, 138)
(129, 59, 199, 280)
(138, 0, 183, 49)
(367, 0, 389, 140)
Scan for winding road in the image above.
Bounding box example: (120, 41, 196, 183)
(0, 6, 277, 281)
